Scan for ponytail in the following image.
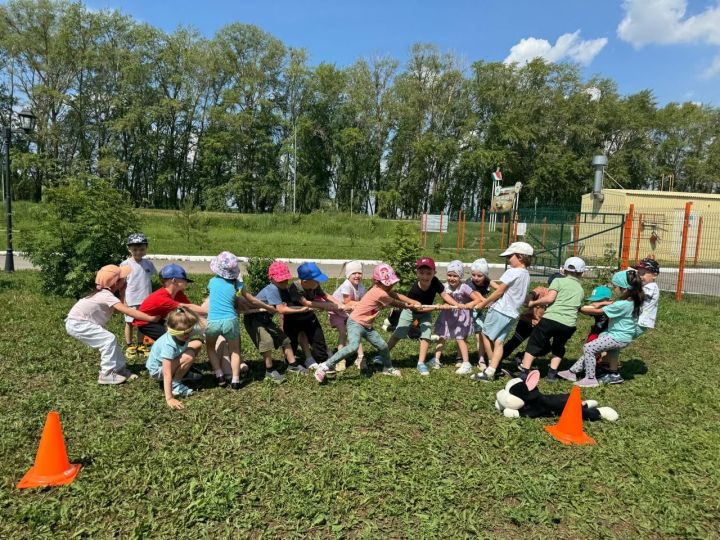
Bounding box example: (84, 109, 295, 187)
(619, 269, 645, 318)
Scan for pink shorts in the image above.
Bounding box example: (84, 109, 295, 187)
(329, 311, 348, 330)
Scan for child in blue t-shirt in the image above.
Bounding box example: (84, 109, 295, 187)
(558, 269, 645, 388)
(206, 252, 277, 390)
(146, 307, 201, 410)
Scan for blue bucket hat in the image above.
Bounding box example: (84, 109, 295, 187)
(159, 263, 193, 283)
(587, 285, 612, 302)
(297, 262, 328, 282)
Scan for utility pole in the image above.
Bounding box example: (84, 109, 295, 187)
(293, 125, 297, 214)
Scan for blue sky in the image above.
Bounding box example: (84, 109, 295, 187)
(85, 0, 720, 105)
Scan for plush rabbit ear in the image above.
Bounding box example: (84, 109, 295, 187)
(525, 370, 541, 391)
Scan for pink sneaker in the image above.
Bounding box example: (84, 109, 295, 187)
(575, 377, 599, 388)
(314, 367, 327, 383)
(557, 370, 577, 382)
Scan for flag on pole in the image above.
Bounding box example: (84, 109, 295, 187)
(492, 169, 502, 182)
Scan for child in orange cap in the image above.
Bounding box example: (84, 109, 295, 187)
(65, 265, 160, 384)
(314, 263, 420, 382)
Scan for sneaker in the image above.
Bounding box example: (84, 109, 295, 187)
(182, 367, 203, 382)
(98, 371, 128, 385)
(116, 367, 138, 381)
(599, 372, 624, 385)
(216, 375, 228, 388)
(546, 371, 558, 383)
(230, 380, 246, 390)
(575, 377, 600, 388)
(428, 358, 441, 370)
(265, 370, 286, 384)
(470, 370, 492, 382)
(171, 380, 193, 397)
(380, 367, 402, 377)
(455, 362, 473, 375)
(417, 363, 430, 376)
(557, 370, 578, 382)
(381, 318, 392, 332)
(286, 363, 308, 374)
(477, 362, 487, 373)
(314, 364, 328, 383)
(336, 359, 347, 372)
(455, 361, 463, 368)
(358, 357, 368, 372)
(372, 356, 384, 370)
(304, 357, 319, 370)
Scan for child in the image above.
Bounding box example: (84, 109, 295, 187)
(120, 232, 157, 357)
(433, 260, 484, 375)
(65, 265, 159, 385)
(243, 260, 309, 383)
(145, 307, 201, 410)
(315, 263, 420, 382)
(384, 257, 456, 376)
(519, 257, 586, 382)
(206, 251, 277, 390)
(558, 269, 644, 387)
(466, 258, 491, 369)
(634, 257, 660, 335)
(471, 242, 533, 382)
(581, 285, 613, 379)
(329, 261, 366, 370)
(282, 262, 349, 370)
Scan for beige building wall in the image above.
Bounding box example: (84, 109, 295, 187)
(579, 190, 720, 264)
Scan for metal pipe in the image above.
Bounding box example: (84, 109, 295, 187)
(591, 155, 608, 201)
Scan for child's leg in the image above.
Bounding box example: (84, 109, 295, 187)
(174, 340, 201, 379)
(501, 319, 533, 360)
(66, 320, 128, 377)
(307, 317, 329, 363)
(487, 339, 504, 372)
(337, 323, 348, 349)
(262, 351, 274, 370)
(418, 339, 430, 363)
(434, 338, 445, 360)
(475, 332, 487, 366)
(297, 331, 313, 359)
(227, 337, 242, 381)
(456, 338, 470, 363)
(205, 335, 222, 375)
(324, 320, 363, 369)
(124, 322, 134, 346)
(569, 335, 622, 379)
(364, 327, 391, 368)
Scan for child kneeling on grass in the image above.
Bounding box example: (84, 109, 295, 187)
(65, 265, 160, 385)
(315, 263, 420, 382)
(558, 269, 644, 388)
(146, 307, 201, 410)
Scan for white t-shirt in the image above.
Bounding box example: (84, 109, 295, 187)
(67, 289, 120, 327)
(490, 267, 530, 319)
(332, 279, 366, 303)
(120, 257, 157, 306)
(639, 282, 659, 329)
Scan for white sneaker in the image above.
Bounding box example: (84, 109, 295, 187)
(336, 359, 347, 372)
(455, 362, 473, 375)
(304, 357, 319, 370)
(98, 371, 128, 385)
(380, 367, 402, 377)
(428, 358, 442, 370)
(381, 318, 392, 332)
(314, 363, 329, 383)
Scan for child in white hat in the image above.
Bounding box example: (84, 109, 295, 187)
(329, 261, 366, 370)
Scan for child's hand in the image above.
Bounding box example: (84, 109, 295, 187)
(166, 398, 185, 410)
(341, 305, 354, 312)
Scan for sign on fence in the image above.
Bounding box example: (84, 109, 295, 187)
(421, 214, 449, 233)
(516, 222, 527, 237)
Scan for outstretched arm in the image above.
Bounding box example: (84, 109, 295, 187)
(114, 304, 160, 322)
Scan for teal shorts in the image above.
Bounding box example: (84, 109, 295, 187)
(472, 309, 487, 333)
(206, 318, 241, 340)
(482, 309, 516, 342)
(392, 309, 433, 340)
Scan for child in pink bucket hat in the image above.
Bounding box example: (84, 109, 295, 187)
(242, 260, 310, 383)
(314, 263, 421, 382)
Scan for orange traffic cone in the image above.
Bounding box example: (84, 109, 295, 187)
(544, 386, 596, 445)
(17, 411, 81, 489)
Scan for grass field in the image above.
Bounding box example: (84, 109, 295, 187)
(4, 202, 519, 262)
(2, 271, 720, 538)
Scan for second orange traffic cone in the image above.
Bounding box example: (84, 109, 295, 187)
(544, 386, 596, 445)
(17, 411, 81, 489)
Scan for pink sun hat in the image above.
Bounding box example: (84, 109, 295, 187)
(372, 263, 400, 286)
(268, 260, 292, 282)
(210, 251, 241, 280)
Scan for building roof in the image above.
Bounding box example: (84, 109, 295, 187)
(583, 189, 720, 201)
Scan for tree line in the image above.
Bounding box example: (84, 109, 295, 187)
(2, 0, 719, 218)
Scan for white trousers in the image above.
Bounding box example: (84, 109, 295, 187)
(65, 318, 126, 375)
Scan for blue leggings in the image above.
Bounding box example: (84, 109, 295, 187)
(325, 319, 390, 369)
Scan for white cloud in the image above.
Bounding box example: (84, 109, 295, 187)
(504, 31, 607, 67)
(618, 0, 720, 46)
(702, 54, 720, 78)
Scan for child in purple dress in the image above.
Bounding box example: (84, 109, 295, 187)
(432, 260, 484, 376)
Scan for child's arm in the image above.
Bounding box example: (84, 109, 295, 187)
(239, 290, 277, 314)
(163, 361, 184, 410)
(463, 290, 485, 309)
(580, 305, 604, 316)
(178, 302, 209, 316)
(300, 296, 342, 311)
(439, 291, 464, 308)
(476, 282, 508, 309)
(389, 291, 421, 308)
(389, 298, 417, 309)
(528, 290, 558, 308)
(274, 303, 311, 315)
(114, 304, 161, 323)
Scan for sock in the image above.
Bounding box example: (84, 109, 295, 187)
(214, 369, 224, 378)
(547, 368, 557, 376)
(485, 366, 496, 377)
(478, 356, 485, 364)
(231, 376, 240, 383)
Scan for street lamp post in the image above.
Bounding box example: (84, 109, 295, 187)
(2, 106, 36, 272)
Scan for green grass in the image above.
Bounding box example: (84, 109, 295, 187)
(1, 271, 719, 538)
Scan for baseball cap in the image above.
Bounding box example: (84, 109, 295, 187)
(499, 241, 534, 257)
(159, 263, 193, 282)
(416, 257, 436, 270)
(297, 261, 328, 282)
(633, 258, 660, 274)
(563, 256, 587, 273)
(586, 285, 612, 302)
(373, 263, 400, 286)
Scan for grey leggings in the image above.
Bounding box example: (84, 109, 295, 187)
(570, 334, 629, 379)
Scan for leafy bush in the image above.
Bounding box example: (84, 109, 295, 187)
(381, 223, 421, 290)
(245, 257, 273, 293)
(21, 176, 138, 297)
